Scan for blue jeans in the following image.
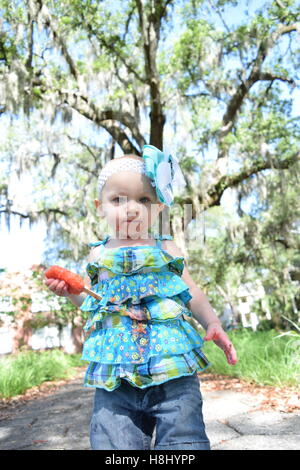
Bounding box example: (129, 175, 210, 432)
(90, 373, 210, 450)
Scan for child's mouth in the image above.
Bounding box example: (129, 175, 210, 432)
(125, 220, 142, 232)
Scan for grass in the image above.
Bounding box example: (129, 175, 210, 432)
(0, 349, 84, 399)
(202, 329, 300, 387)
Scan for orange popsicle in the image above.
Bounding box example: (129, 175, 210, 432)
(45, 265, 101, 300)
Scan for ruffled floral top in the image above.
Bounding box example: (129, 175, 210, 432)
(80, 234, 210, 391)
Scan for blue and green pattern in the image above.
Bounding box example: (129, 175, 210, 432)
(85, 242, 185, 285)
(80, 271, 193, 313)
(80, 234, 210, 391)
(84, 349, 210, 390)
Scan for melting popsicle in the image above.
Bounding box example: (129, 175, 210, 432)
(45, 265, 102, 301)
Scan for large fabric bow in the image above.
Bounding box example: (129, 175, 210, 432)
(142, 145, 186, 206)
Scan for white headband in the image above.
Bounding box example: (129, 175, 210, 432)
(98, 157, 153, 196)
(97, 145, 186, 207)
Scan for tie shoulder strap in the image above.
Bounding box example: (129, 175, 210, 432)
(88, 235, 110, 247)
(153, 233, 173, 249)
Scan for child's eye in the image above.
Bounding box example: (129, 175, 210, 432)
(112, 197, 126, 204)
(111, 196, 150, 204)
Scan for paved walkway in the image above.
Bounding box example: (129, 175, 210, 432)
(0, 373, 299, 450)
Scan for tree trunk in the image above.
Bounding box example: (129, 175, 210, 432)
(71, 321, 84, 353)
(12, 309, 33, 353)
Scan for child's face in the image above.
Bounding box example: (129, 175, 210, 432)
(95, 171, 165, 239)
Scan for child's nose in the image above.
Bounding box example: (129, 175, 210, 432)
(126, 199, 139, 215)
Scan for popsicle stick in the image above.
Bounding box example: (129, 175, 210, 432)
(82, 286, 102, 301)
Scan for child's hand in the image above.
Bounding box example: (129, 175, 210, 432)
(204, 322, 238, 365)
(44, 278, 69, 297)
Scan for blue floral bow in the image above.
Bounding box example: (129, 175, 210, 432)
(142, 145, 186, 207)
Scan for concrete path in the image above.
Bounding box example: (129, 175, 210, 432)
(0, 373, 299, 450)
(203, 389, 300, 450)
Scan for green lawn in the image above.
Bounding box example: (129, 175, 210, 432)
(0, 349, 84, 399)
(202, 329, 300, 387)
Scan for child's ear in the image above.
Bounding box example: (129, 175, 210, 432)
(94, 199, 104, 217)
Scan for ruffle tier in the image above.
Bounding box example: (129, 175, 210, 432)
(83, 295, 192, 335)
(82, 318, 204, 365)
(86, 248, 185, 285)
(80, 271, 192, 311)
(83, 348, 211, 391)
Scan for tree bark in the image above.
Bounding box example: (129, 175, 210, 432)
(136, 0, 167, 148)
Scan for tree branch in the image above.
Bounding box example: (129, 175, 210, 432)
(17, 1, 146, 154)
(258, 72, 295, 85)
(179, 150, 300, 215)
(219, 21, 299, 143)
(66, 135, 99, 163)
(208, 150, 300, 206)
(25, 13, 34, 70)
(36, 0, 80, 83)
(0, 207, 68, 220)
(84, 17, 148, 84)
(100, 121, 141, 155)
(31, 1, 145, 153)
(94, 109, 146, 149)
(30, 73, 143, 154)
(58, 90, 142, 154)
(135, 0, 167, 148)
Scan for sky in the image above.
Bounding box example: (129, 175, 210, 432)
(0, 217, 47, 271)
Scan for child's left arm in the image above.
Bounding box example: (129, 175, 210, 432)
(164, 240, 238, 366)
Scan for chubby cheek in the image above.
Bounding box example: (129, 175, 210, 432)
(104, 206, 120, 226)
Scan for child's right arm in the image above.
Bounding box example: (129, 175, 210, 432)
(44, 274, 90, 308)
(44, 247, 98, 308)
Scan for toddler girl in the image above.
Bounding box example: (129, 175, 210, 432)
(45, 145, 237, 450)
